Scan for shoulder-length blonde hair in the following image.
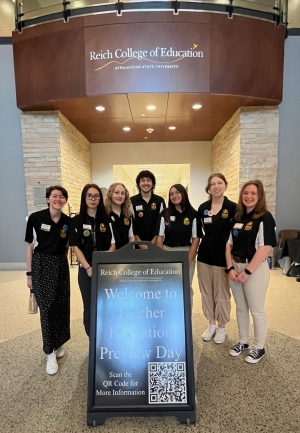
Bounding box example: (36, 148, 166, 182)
(104, 183, 132, 219)
(235, 179, 267, 221)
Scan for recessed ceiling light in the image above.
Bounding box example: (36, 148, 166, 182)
(146, 105, 156, 111)
(144, 137, 148, 139)
(192, 103, 202, 110)
(169, 126, 176, 130)
(95, 105, 105, 112)
(146, 128, 154, 133)
(123, 126, 131, 132)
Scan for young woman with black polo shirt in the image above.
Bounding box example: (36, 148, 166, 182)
(69, 184, 115, 337)
(197, 173, 236, 344)
(104, 183, 135, 249)
(25, 185, 70, 375)
(156, 184, 199, 298)
(226, 179, 277, 363)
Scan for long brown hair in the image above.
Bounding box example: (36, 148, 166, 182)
(165, 184, 195, 223)
(104, 183, 132, 219)
(205, 173, 228, 198)
(235, 179, 267, 221)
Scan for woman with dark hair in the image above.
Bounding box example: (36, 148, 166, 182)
(156, 184, 199, 298)
(226, 179, 276, 363)
(105, 183, 135, 249)
(69, 184, 115, 337)
(197, 173, 236, 344)
(25, 185, 70, 375)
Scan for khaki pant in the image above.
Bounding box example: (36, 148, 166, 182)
(230, 260, 270, 349)
(163, 245, 195, 305)
(197, 261, 231, 325)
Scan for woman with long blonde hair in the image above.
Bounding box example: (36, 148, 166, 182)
(226, 179, 277, 363)
(105, 183, 135, 249)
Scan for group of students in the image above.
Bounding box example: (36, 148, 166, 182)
(25, 170, 276, 375)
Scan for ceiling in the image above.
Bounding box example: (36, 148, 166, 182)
(50, 93, 278, 143)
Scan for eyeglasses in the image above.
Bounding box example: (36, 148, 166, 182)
(86, 193, 100, 200)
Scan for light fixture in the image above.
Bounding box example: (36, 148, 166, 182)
(144, 137, 148, 139)
(146, 128, 154, 133)
(168, 126, 176, 130)
(95, 105, 105, 112)
(192, 103, 202, 110)
(146, 105, 156, 111)
(123, 126, 131, 132)
(141, 114, 145, 117)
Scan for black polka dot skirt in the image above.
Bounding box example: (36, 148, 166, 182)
(32, 252, 70, 355)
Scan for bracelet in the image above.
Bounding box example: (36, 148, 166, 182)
(85, 266, 91, 271)
(225, 266, 234, 274)
(244, 268, 252, 275)
(26, 271, 32, 276)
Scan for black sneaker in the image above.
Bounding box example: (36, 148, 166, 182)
(245, 347, 266, 364)
(229, 342, 249, 357)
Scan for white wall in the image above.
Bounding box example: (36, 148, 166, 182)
(91, 141, 211, 209)
(277, 35, 300, 234)
(0, 44, 27, 266)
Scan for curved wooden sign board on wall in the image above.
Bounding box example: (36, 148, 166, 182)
(12, 12, 285, 141)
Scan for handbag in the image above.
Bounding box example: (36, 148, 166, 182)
(28, 291, 38, 314)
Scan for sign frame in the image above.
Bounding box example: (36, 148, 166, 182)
(87, 242, 196, 426)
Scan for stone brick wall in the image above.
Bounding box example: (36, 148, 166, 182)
(239, 107, 278, 216)
(59, 112, 92, 214)
(211, 106, 278, 216)
(211, 109, 240, 202)
(21, 112, 62, 215)
(21, 111, 92, 216)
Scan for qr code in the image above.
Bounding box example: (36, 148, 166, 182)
(148, 362, 187, 404)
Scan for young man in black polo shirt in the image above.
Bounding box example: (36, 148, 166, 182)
(131, 170, 166, 243)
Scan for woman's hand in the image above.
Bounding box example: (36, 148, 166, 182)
(27, 276, 33, 289)
(86, 267, 92, 278)
(237, 271, 249, 283)
(229, 269, 239, 282)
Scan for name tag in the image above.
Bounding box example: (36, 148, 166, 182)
(83, 224, 92, 230)
(170, 216, 176, 221)
(204, 217, 212, 224)
(233, 223, 244, 229)
(136, 205, 143, 211)
(110, 216, 115, 222)
(41, 224, 51, 232)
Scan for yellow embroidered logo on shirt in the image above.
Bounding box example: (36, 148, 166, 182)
(60, 229, 66, 238)
(100, 223, 106, 232)
(183, 218, 190, 225)
(151, 203, 157, 210)
(245, 222, 253, 231)
(222, 209, 229, 218)
(124, 217, 130, 226)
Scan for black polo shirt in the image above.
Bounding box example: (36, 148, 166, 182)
(69, 214, 115, 265)
(228, 210, 277, 260)
(25, 208, 70, 255)
(156, 207, 198, 247)
(131, 192, 166, 241)
(197, 197, 236, 267)
(109, 211, 134, 250)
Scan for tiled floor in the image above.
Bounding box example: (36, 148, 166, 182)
(1, 267, 300, 432)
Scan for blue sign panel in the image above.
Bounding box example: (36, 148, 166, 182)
(94, 262, 186, 407)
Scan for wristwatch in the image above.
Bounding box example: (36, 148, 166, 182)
(26, 271, 32, 276)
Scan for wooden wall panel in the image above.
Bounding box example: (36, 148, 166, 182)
(13, 26, 86, 108)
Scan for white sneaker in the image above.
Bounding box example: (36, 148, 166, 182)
(46, 351, 58, 375)
(202, 324, 216, 341)
(56, 346, 65, 358)
(213, 328, 227, 344)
